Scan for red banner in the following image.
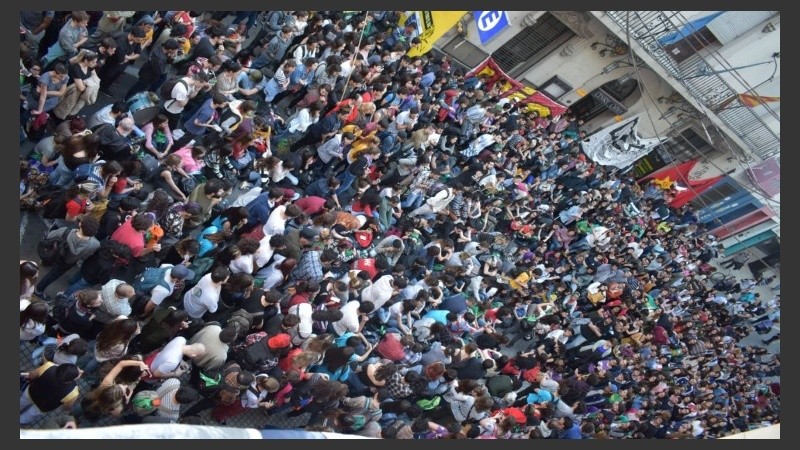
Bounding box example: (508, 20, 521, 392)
(466, 57, 568, 117)
(638, 159, 724, 208)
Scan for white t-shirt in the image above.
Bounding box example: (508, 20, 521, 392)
(150, 336, 187, 375)
(164, 77, 193, 114)
(229, 254, 255, 275)
(332, 300, 360, 336)
(150, 265, 178, 306)
(627, 241, 644, 258)
(388, 300, 404, 318)
(288, 302, 314, 345)
(183, 273, 221, 319)
(361, 275, 394, 310)
(391, 110, 417, 133)
(262, 205, 287, 236)
(20, 299, 45, 341)
(254, 234, 276, 269)
(241, 382, 267, 409)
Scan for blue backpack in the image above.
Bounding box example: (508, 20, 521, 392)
(73, 162, 105, 190)
(133, 266, 172, 294)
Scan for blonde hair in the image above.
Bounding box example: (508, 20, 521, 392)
(257, 374, 280, 393)
(292, 350, 321, 369)
(359, 102, 376, 115)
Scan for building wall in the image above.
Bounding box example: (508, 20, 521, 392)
(458, 12, 684, 138)
(441, 10, 779, 240)
(707, 13, 781, 136)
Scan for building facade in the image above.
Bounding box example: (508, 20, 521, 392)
(434, 10, 780, 263)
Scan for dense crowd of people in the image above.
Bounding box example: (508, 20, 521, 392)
(19, 11, 780, 438)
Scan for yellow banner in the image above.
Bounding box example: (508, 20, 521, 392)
(401, 11, 467, 57)
(466, 57, 568, 117)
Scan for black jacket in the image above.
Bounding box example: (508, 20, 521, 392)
(137, 43, 170, 83)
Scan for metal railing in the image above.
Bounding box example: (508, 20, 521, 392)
(604, 11, 780, 159)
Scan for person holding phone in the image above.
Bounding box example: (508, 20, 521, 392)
(172, 91, 229, 150)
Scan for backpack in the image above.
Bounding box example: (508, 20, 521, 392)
(37, 235, 68, 266)
(133, 266, 172, 294)
(375, 333, 405, 362)
(137, 152, 161, 183)
(180, 175, 199, 197)
(144, 223, 165, 249)
(131, 390, 161, 416)
(186, 256, 214, 287)
(312, 303, 331, 335)
(52, 292, 77, 328)
(231, 332, 278, 373)
(73, 162, 105, 190)
(265, 11, 286, 29)
(159, 77, 188, 105)
(26, 112, 50, 142)
(80, 239, 133, 285)
(216, 364, 247, 406)
(227, 308, 254, 338)
(40, 190, 78, 220)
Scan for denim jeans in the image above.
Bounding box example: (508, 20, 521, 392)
(230, 150, 256, 171)
(336, 170, 357, 195)
(48, 161, 75, 189)
(19, 387, 44, 426)
(35, 262, 71, 294)
(402, 190, 425, 209)
(64, 275, 92, 297)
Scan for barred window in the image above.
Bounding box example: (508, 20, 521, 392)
(661, 127, 718, 162)
(440, 37, 490, 72)
(492, 12, 576, 78)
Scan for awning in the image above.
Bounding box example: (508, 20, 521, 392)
(658, 12, 725, 46)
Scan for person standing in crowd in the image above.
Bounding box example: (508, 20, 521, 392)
(124, 38, 181, 100)
(18, 10, 780, 440)
(97, 25, 147, 95)
(33, 216, 101, 301)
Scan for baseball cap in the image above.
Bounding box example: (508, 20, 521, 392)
(299, 227, 317, 241)
(170, 23, 188, 38)
(267, 333, 291, 349)
(504, 407, 527, 425)
(183, 202, 202, 216)
(163, 38, 181, 50)
(130, 26, 147, 39)
(354, 230, 372, 248)
(170, 265, 196, 280)
(137, 14, 155, 26)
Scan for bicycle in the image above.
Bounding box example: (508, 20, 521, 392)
(709, 271, 733, 284)
(708, 271, 738, 291)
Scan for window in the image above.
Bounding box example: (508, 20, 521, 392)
(537, 75, 573, 100)
(440, 37, 489, 72)
(571, 78, 638, 123)
(492, 12, 576, 78)
(663, 27, 719, 63)
(657, 127, 717, 162)
(705, 11, 777, 45)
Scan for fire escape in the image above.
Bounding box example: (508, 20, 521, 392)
(602, 11, 780, 160)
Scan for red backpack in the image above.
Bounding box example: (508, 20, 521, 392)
(375, 333, 405, 362)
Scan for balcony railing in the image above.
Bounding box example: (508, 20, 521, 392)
(604, 11, 780, 159)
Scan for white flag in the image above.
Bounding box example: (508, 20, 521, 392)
(580, 116, 662, 169)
